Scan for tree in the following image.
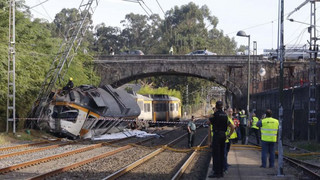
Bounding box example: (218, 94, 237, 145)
(93, 23, 122, 54)
(0, 3, 100, 129)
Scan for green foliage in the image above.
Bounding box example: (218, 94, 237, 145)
(0, 1, 237, 130)
(62, 51, 101, 87)
(0, 4, 100, 127)
(137, 86, 181, 100)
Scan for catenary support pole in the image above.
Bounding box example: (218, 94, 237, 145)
(277, 0, 284, 176)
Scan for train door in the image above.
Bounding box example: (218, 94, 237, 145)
(143, 101, 152, 121)
(169, 102, 175, 121)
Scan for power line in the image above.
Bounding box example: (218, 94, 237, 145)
(155, 0, 165, 16)
(27, 0, 49, 10)
(137, 1, 151, 16)
(121, 0, 139, 3)
(139, 0, 153, 15)
(122, 0, 152, 17)
(226, 21, 275, 36)
(39, 0, 53, 21)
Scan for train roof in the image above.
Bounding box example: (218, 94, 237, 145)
(144, 94, 180, 101)
(131, 93, 153, 101)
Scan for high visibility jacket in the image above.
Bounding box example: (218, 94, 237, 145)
(225, 117, 237, 143)
(210, 124, 213, 137)
(261, 117, 279, 142)
(239, 113, 247, 126)
(251, 117, 259, 129)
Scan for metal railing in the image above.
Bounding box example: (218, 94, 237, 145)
(253, 69, 319, 93)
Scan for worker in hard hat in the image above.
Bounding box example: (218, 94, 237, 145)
(63, 77, 74, 91)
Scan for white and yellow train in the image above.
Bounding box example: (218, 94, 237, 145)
(134, 94, 181, 123)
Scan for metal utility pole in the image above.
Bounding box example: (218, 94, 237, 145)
(277, 0, 284, 176)
(7, 0, 16, 134)
(186, 84, 189, 117)
(308, 0, 318, 141)
(253, 41, 257, 94)
(246, 36, 251, 145)
(29, 0, 100, 127)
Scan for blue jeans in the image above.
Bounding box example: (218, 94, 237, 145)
(261, 140, 275, 168)
(236, 127, 241, 139)
(224, 142, 231, 171)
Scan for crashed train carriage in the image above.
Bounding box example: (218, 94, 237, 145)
(134, 94, 181, 123)
(42, 85, 140, 139)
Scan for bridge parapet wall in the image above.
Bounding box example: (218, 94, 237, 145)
(93, 55, 313, 97)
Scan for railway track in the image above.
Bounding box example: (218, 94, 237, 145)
(0, 125, 210, 179)
(284, 156, 320, 179)
(42, 126, 208, 180)
(0, 127, 180, 179)
(107, 127, 208, 180)
(248, 136, 320, 179)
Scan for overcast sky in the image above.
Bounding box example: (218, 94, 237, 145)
(25, 0, 315, 54)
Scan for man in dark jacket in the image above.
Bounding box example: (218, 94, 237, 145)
(208, 101, 235, 178)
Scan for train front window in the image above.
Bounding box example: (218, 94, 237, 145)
(138, 101, 144, 111)
(52, 106, 79, 122)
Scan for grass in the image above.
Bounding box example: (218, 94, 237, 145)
(0, 129, 55, 144)
(293, 141, 320, 152)
(286, 141, 320, 161)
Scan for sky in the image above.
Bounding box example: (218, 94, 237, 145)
(24, 0, 315, 54)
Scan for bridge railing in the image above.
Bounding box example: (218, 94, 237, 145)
(94, 54, 265, 62)
(254, 69, 318, 93)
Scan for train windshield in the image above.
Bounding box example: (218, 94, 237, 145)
(52, 105, 79, 122)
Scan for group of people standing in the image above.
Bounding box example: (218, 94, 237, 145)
(204, 101, 279, 178)
(186, 101, 280, 178)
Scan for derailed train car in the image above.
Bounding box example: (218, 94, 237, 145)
(133, 94, 181, 123)
(43, 85, 140, 139)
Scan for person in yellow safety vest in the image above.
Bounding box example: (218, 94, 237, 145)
(224, 108, 237, 173)
(256, 109, 279, 168)
(238, 109, 247, 144)
(250, 113, 260, 145)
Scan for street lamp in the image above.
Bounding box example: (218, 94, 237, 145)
(237, 30, 250, 145)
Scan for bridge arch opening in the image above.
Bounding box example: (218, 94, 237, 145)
(104, 71, 243, 109)
(108, 71, 242, 97)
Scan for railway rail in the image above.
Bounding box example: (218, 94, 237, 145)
(248, 136, 320, 179)
(109, 127, 208, 180)
(0, 124, 210, 180)
(44, 126, 208, 179)
(0, 127, 179, 179)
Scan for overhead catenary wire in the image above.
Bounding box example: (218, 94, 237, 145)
(39, 0, 53, 21)
(226, 21, 275, 36)
(25, 0, 53, 22)
(26, 0, 49, 10)
(137, 1, 150, 16)
(231, 4, 320, 52)
(140, 0, 153, 15)
(122, 0, 152, 17)
(155, 0, 165, 16)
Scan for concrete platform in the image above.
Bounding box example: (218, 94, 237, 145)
(206, 146, 297, 179)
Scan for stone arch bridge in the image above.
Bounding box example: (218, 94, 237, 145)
(93, 55, 313, 97)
